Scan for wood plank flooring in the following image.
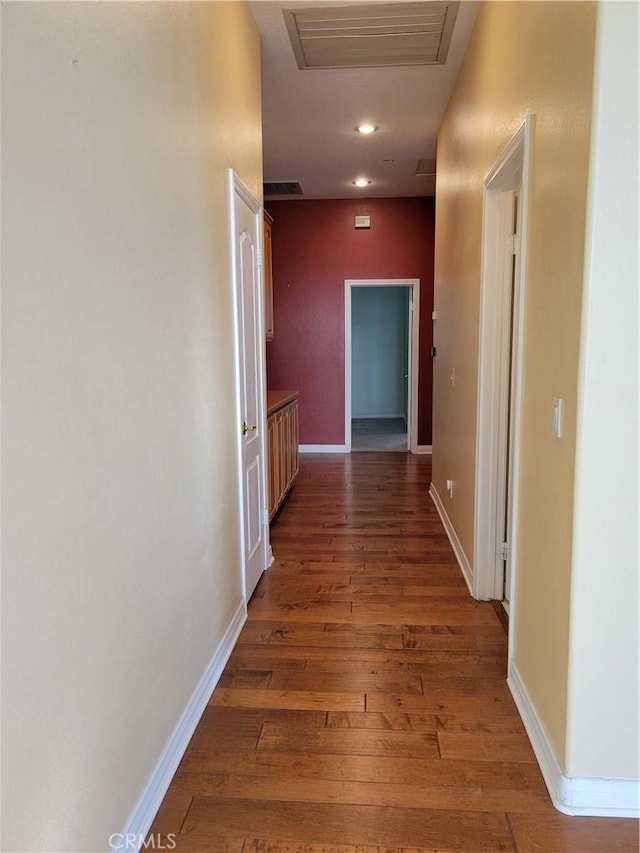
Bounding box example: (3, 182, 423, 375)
(149, 453, 638, 852)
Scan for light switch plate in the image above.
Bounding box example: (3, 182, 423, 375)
(553, 398, 563, 438)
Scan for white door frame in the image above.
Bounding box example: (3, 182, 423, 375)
(473, 116, 534, 610)
(228, 170, 270, 603)
(344, 279, 420, 453)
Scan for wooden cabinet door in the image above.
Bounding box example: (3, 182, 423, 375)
(267, 413, 277, 519)
(283, 404, 292, 490)
(291, 401, 299, 481)
(267, 397, 299, 520)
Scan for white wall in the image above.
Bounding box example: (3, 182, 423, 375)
(1, 3, 262, 851)
(567, 0, 639, 782)
(352, 287, 409, 419)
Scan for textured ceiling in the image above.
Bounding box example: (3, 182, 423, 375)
(250, 0, 479, 199)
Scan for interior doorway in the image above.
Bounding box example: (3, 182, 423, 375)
(344, 279, 420, 453)
(474, 117, 534, 633)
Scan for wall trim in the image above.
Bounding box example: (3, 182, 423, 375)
(507, 660, 564, 810)
(299, 444, 347, 454)
(508, 661, 640, 818)
(298, 443, 431, 455)
(474, 115, 535, 606)
(113, 600, 247, 852)
(429, 484, 473, 594)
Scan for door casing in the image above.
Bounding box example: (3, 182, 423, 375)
(473, 116, 534, 637)
(344, 279, 420, 453)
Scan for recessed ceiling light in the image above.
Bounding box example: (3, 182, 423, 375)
(357, 124, 377, 135)
(353, 178, 371, 187)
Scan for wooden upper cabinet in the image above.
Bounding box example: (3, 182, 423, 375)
(263, 210, 274, 341)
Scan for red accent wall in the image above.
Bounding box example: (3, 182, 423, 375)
(266, 197, 435, 446)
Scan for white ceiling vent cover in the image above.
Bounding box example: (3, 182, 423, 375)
(284, 2, 459, 70)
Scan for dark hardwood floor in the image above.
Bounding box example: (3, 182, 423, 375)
(149, 452, 638, 852)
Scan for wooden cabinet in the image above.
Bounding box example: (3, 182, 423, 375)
(263, 211, 274, 341)
(267, 391, 299, 520)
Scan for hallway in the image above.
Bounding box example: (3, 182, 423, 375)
(150, 454, 637, 852)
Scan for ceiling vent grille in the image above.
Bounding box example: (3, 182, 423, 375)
(284, 2, 458, 70)
(263, 181, 304, 196)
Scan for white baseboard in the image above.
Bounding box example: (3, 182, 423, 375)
(113, 600, 247, 852)
(508, 661, 640, 818)
(413, 444, 432, 455)
(507, 660, 564, 810)
(429, 484, 473, 594)
(299, 444, 347, 453)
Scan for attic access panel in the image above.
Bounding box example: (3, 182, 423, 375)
(284, 2, 459, 70)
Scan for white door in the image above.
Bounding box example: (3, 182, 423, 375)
(230, 172, 269, 600)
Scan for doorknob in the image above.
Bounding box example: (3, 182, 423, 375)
(242, 421, 257, 435)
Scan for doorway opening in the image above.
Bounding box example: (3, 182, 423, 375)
(473, 117, 534, 638)
(345, 279, 420, 453)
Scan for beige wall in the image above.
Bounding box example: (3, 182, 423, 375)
(433, 1, 596, 762)
(1, 3, 261, 851)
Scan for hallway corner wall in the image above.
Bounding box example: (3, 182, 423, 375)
(566, 0, 639, 787)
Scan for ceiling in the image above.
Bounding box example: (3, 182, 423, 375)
(249, 0, 479, 200)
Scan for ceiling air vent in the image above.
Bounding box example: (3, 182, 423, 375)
(283, 2, 458, 70)
(415, 158, 436, 176)
(264, 181, 304, 196)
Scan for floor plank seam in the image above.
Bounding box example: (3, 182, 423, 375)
(177, 795, 195, 836)
(505, 811, 520, 853)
